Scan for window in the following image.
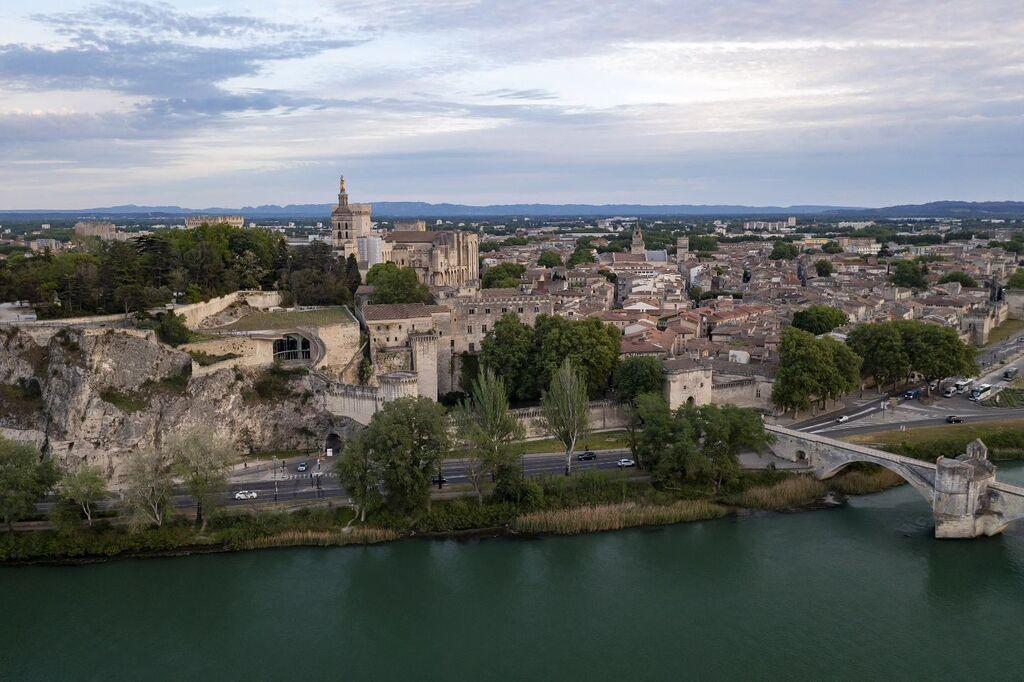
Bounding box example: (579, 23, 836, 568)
(467, 325, 473, 334)
(518, 307, 523, 313)
(469, 342, 475, 352)
(502, 307, 507, 313)
(482, 325, 488, 333)
(534, 307, 540, 313)
(485, 308, 491, 314)
(469, 308, 476, 315)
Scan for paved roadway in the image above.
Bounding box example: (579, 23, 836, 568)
(791, 341, 1024, 438)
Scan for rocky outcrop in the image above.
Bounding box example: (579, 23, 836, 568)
(0, 326, 358, 481)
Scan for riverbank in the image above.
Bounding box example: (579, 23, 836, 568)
(0, 467, 904, 565)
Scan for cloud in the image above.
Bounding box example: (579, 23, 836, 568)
(0, 0, 1021, 207)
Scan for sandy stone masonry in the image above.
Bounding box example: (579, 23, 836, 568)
(767, 424, 1024, 538)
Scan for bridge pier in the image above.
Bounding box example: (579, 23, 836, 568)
(933, 441, 1004, 538)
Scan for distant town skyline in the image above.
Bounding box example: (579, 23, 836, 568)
(1, 0, 1022, 209)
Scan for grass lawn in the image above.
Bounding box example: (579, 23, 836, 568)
(844, 419, 1024, 449)
(985, 319, 1024, 348)
(520, 430, 630, 455)
(219, 307, 355, 332)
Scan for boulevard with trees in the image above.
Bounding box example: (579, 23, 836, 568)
(772, 328, 861, 417)
(847, 320, 977, 394)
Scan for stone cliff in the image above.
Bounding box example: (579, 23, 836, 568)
(0, 326, 357, 481)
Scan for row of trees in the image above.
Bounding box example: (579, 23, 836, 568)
(772, 319, 978, 416)
(846, 320, 977, 393)
(0, 431, 236, 533)
(480, 313, 622, 402)
(772, 328, 862, 417)
(0, 224, 372, 318)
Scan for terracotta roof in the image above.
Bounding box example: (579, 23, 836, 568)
(361, 303, 450, 321)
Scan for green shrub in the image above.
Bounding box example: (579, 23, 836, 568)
(98, 387, 148, 413)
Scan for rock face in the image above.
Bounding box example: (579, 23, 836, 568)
(0, 326, 358, 481)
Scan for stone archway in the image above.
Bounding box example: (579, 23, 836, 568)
(686, 396, 696, 407)
(325, 432, 343, 458)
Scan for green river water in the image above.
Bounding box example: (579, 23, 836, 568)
(4, 467, 1024, 681)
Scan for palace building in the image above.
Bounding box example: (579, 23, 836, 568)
(329, 175, 479, 287)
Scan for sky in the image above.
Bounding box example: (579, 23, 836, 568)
(0, 0, 1022, 209)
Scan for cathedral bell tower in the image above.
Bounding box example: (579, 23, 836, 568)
(330, 174, 372, 262)
(630, 222, 646, 255)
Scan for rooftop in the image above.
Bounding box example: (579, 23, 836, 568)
(361, 303, 450, 321)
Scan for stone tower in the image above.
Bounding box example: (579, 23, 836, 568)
(630, 223, 646, 255)
(331, 175, 372, 262)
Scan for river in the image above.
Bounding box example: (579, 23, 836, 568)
(4, 467, 1024, 681)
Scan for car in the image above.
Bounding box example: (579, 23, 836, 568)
(946, 416, 964, 424)
(903, 389, 921, 400)
(234, 490, 257, 500)
(616, 458, 636, 468)
(431, 475, 448, 486)
(577, 451, 597, 461)
(836, 415, 850, 423)
(296, 462, 309, 472)
(942, 387, 956, 398)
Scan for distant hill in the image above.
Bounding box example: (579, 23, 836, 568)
(2, 200, 1023, 220)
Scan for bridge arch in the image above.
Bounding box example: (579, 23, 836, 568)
(815, 457, 935, 504)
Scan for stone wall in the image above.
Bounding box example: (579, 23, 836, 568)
(181, 336, 274, 377)
(511, 400, 628, 440)
(175, 290, 283, 329)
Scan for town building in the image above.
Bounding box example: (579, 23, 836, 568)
(185, 215, 245, 229)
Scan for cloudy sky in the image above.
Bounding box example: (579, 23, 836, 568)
(0, 0, 1021, 208)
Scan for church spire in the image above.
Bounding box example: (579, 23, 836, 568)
(338, 175, 348, 207)
(630, 222, 646, 255)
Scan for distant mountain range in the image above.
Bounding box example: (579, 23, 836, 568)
(3, 200, 1024, 220)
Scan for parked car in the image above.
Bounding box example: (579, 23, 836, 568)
(616, 458, 636, 468)
(946, 416, 964, 424)
(836, 415, 850, 423)
(234, 490, 258, 500)
(431, 475, 448, 486)
(296, 462, 308, 472)
(942, 387, 956, 398)
(577, 451, 597, 461)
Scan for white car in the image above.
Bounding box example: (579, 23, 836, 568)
(616, 458, 636, 468)
(234, 490, 258, 500)
(836, 415, 850, 423)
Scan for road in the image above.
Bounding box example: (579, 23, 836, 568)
(790, 344, 1024, 438)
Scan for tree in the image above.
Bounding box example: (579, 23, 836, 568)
(769, 241, 799, 260)
(693, 404, 768, 492)
(818, 336, 862, 408)
(155, 311, 190, 346)
(454, 369, 525, 502)
(1009, 269, 1024, 289)
(168, 429, 235, 531)
(537, 251, 563, 268)
(891, 260, 928, 289)
(542, 359, 590, 476)
(57, 463, 107, 527)
(532, 315, 621, 399)
(481, 314, 536, 403)
(822, 241, 843, 254)
(847, 323, 909, 392)
(893, 320, 977, 392)
(354, 397, 450, 517)
(791, 305, 849, 335)
(772, 328, 830, 417)
(613, 356, 664, 403)
(0, 437, 58, 532)
(336, 435, 381, 523)
(365, 263, 430, 304)
(121, 447, 175, 528)
(344, 254, 362, 293)
(938, 271, 978, 288)
(814, 259, 833, 277)
(482, 262, 526, 289)
(688, 235, 718, 252)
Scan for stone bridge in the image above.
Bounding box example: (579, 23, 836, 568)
(766, 424, 1024, 539)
